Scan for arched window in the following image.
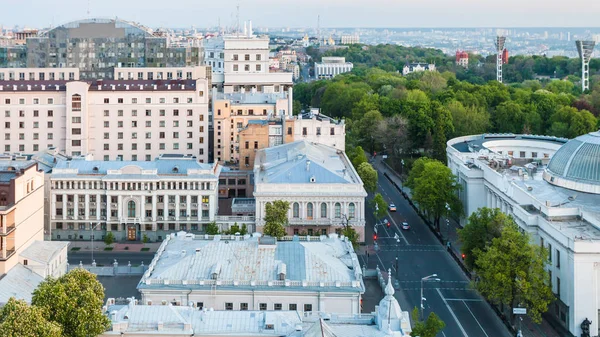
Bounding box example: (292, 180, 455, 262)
(127, 200, 136, 218)
(334, 203, 341, 218)
(307, 203, 313, 219)
(293, 202, 300, 218)
(320, 203, 327, 218)
(349, 203, 356, 219)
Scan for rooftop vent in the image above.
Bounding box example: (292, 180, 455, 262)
(309, 176, 316, 183)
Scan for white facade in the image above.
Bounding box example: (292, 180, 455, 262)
(0, 69, 210, 162)
(447, 133, 600, 336)
(340, 35, 360, 45)
(49, 156, 220, 242)
(0, 67, 80, 81)
(254, 141, 366, 241)
(137, 232, 365, 315)
(294, 109, 345, 151)
(402, 63, 436, 76)
(315, 57, 354, 80)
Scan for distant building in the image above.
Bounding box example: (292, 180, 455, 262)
(402, 63, 436, 76)
(254, 141, 366, 240)
(456, 50, 469, 68)
(0, 18, 201, 79)
(137, 232, 365, 315)
(340, 34, 360, 45)
(103, 274, 412, 336)
(315, 57, 354, 80)
(49, 155, 220, 242)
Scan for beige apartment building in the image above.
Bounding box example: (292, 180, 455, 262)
(0, 158, 45, 275)
(0, 66, 210, 162)
(213, 90, 292, 164)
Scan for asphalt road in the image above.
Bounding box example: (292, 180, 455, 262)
(363, 171, 512, 337)
(68, 251, 155, 266)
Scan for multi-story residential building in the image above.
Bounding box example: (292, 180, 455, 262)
(253, 141, 367, 240)
(103, 275, 412, 336)
(402, 62, 436, 76)
(340, 34, 360, 45)
(447, 132, 600, 336)
(456, 50, 469, 68)
(315, 57, 354, 80)
(0, 158, 45, 274)
(49, 155, 220, 242)
(0, 67, 210, 162)
(204, 30, 293, 94)
(237, 109, 345, 170)
(0, 18, 201, 79)
(212, 91, 292, 164)
(137, 232, 365, 315)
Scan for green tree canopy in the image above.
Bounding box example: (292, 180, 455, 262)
(474, 223, 554, 324)
(458, 207, 511, 270)
(548, 106, 597, 138)
(103, 232, 114, 246)
(349, 146, 368, 169)
(32, 268, 110, 337)
(371, 193, 388, 220)
(341, 225, 360, 250)
(357, 162, 378, 193)
(446, 100, 490, 137)
(410, 307, 446, 337)
(263, 200, 290, 238)
(205, 221, 220, 235)
(0, 298, 62, 337)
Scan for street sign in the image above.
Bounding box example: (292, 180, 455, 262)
(513, 308, 527, 315)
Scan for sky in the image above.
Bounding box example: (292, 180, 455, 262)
(4, 0, 600, 29)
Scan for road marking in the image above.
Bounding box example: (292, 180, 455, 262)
(436, 288, 469, 337)
(444, 298, 483, 302)
(386, 211, 409, 245)
(462, 300, 490, 337)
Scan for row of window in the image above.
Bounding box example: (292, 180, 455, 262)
(4, 110, 55, 117)
(292, 202, 355, 219)
(0, 72, 75, 81)
(56, 194, 210, 204)
(302, 127, 336, 136)
(222, 302, 309, 312)
(56, 208, 208, 219)
(115, 70, 194, 81)
(498, 150, 550, 159)
(54, 221, 210, 231)
(3, 98, 56, 105)
(99, 96, 198, 104)
(1, 146, 203, 161)
(232, 54, 263, 61)
(232, 64, 262, 72)
(54, 181, 212, 192)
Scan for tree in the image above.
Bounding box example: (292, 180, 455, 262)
(446, 100, 490, 137)
(341, 225, 360, 250)
(357, 162, 378, 193)
(410, 307, 446, 337)
(457, 207, 510, 270)
(474, 223, 554, 324)
(405, 157, 435, 190)
(205, 221, 220, 235)
(350, 146, 368, 169)
(103, 232, 114, 246)
(355, 110, 384, 153)
(371, 193, 388, 221)
(411, 159, 462, 231)
(0, 298, 62, 337)
(32, 269, 110, 337)
(263, 200, 290, 238)
(142, 234, 149, 245)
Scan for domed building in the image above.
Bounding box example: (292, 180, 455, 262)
(447, 132, 600, 337)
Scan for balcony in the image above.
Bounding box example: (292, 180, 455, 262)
(288, 218, 334, 226)
(0, 222, 16, 236)
(111, 203, 118, 208)
(169, 203, 176, 207)
(0, 249, 16, 261)
(90, 202, 96, 207)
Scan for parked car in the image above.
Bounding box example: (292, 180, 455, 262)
(401, 222, 410, 230)
(389, 203, 397, 212)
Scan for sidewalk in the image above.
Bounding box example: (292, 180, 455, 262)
(374, 157, 562, 337)
(68, 241, 162, 252)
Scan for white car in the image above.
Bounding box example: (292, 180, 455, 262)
(389, 204, 397, 212)
(401, 222, 410, 230)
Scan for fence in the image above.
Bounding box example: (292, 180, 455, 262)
(68, 261, 148, 276)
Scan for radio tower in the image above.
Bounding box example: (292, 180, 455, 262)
(317, 15, 321, 45)
(576, 40, 596, 92)
(495, 35, 506, 83)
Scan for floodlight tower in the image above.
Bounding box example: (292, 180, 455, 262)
(495, 35, 506, 83)
(576, 40, 596, 92)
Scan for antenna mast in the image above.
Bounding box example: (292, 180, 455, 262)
(236, 4, 240, 36)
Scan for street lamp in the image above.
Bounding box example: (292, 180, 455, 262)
(400, 159, 405, 188)
(421, 274, 441, 320)
(90, 222, 102, 265)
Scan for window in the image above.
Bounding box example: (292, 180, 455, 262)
(225, 303, 233, 310)
(245, 54, 250, 61)
(233, 54, 239, 61)
(127, 200, 136, 217)
(244, 157, 249, 166)
(304, 304, 312, 312)
(330, 128, 335, 135)
(240, 303, 248, 311)
(316, 127, 321, 136)
(548, 244, 552, 262)
(33, 110, 39, 117)
(307, 203, 313, 219)
(293, 202, 300, 218)
(48, 121, 53, 128)
(532, 152, 538, 158)
(72, 117, 81, 123)
(48, 110, 53, 117)
(349, 203, 356, 219)
(104, 98, 109, 104)
(259, 303, 267, 311)
(287, 127, 292, 135)
(197, 302, 204, 310)
(118, 98, 124, 104)
(335, 203, 341, 218)
(556, 249, 560, 268)
(256, 64, 261, 71)
(302, 127, 307, 136)
(289, 304, 297, 311)
(71, 94, 82, 111)
(233, 64, 239, 71)
(556, 277, 560, 299)
(274, 303, 282, 310)
(520, 151, 526, 158)
(321, 203, 327, 218)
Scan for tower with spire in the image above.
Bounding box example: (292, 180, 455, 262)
(375, 269, 412, 336)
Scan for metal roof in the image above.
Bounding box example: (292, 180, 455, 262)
(52, 159, 214, 176)
(0, 264, 44, 305)
(19, 241, 69, 265)
(547, 131, 600, 187)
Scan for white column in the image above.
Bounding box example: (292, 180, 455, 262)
(175, 196, 180, 221)
(52, 194, 57, 218)
(84, 194, 90, 220)
(73, 194, 79, 220)
(117, 195, 123, 221)
(209, 195, 216, 221)
(164, 194, 168, 220)
(186, 195, 191, 218)
(141, 196, 146, 221)
(96, 194, 101, 221)
(106, 196, 111, 221)
(487, 188, 492, 207)
(152, 195, 157, 221)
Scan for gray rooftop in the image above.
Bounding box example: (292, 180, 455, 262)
(0, 264, 44, 305)
(547, 131, 600, 187)
(451, 133, 568, 153)
(214, 92, 288, 105)
(19, 241, 69, 265)
(138, 232, 364, 293)
(254, 141, 360, 185)
(52, 158, 215, 177)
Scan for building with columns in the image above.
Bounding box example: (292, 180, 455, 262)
(253, 141, 366, 241)
(49, 155, 220, 242)
(315, 57, 354, 80)
(447, 132, 600, 337)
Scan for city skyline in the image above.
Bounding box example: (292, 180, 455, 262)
(3, 0, 600, 29)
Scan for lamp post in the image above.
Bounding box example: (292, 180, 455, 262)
(421, 274, 441, 320)
(90, 222, 101, 265)
(444, 203, 451, 242)
(400, 159, 405, 189)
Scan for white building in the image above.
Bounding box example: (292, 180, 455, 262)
(103, 275, 411, 336)
(253, 141, 366, 241)
(203, 29, 293, 94)
(315, 57, 354, 80)
(0, 66, 210, 162)
(340, 34, 360, 45)
(447, 132, 600, 336)
(402, 63, 436, 76)
(294, 109, 345, 151)
(49, 155, 220, 242)
(137, 232, 365, 315)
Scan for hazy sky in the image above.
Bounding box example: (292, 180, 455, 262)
(4, 0, 600, 29)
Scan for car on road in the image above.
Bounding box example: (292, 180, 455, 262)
(401, 222, 410, 230)
(389, 203, 396, 212)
